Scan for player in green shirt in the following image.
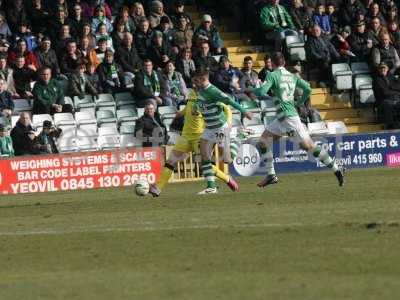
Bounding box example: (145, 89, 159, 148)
(192, 69, 253, 194)
(247, 52, 345, 187)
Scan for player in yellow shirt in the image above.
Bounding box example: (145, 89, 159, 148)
(149, 88, 239, 197)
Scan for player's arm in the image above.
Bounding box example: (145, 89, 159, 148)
(221, 103, 233, 127)
(249, 73, 273, 98)
(217, 91, 252, 120)
(295, 77, 312, 106)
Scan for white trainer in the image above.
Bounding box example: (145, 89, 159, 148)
(197, 187, 218, 195)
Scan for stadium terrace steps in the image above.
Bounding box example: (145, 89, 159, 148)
(186, 6, 383, 133)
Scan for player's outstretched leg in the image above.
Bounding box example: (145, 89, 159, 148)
(213, 165, 239, 191)
(149, 163, 175, 197)
(257, 132, 279, 188)
(198, 160, 218, 194)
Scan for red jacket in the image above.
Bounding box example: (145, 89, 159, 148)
(8, 50, 39, 70)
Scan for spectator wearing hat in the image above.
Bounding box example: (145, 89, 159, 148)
(0, 78, 14, 118)
(213, 55, 245, 99)
(32, 66, 72, 115)
(68, 60, 99, 98)
(96, 49, 125, 93)
(372, 62, 400, 128)
(371, 31, 400, 73)
(0, 12, 12, 42)
(170, 0, 193, 28)
(10, 112, 39, 156)
(348, 20, 374, 61)
(134, 59, 169, 107)
(115, 32, 142, 81)
(148, 0, 171, 29)
(91, 5, 113, 34)
(34, 37, 60, 77)
(156, 16, 175, 47)
(135, 18, 154, 59)
(148, 30, 175, 70)
(8, 39, 39, 71)
(194, 14, 224, 55)
(36, 120, 62, 154)
(0, 124, 14, 157)
(0, 53, 16, 95)
(259, 0, 297, 51)
(172, 14, 194, 51)
(12, 56, 37, 99)
(331, 26, 354, 62)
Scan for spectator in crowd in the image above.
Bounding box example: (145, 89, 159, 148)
(388, 21, 400, 52)
(85, 0, 112, 20)
(60, 40, 83, 75)
(115, 32, 142, 82)
(96, 49, 125, 93)
(69, 3, 88, 38)
(10, 112, 39, 156)
(372, 62, 400, 128)
(135, 100, 167, 147)
(114, 7, 136, 34)
(50, 0, 69, 17)
(175, 47, 196, 86)
(28, 0, 51, 34)
(331, 26, 354, 62)
(214, 55, 244, 98)
(11, 21, 38, 52)
(36, 120, 62, 154)
(80, 22, 97, 49)
(88, 37, 108, 70)
(32, 66, 72, 114)
(48, 6, 71, 43)
(259, 0, 297, 51)
(148, 0, 170, 29)
(148, 30, 175, 70)
(91, 5, 113, 34)
(68, 60, 98, 98)
(13, 56, 36, 98)
(134, 59, 169, 107)
(313, 3, 331, 36)
(111, 21, 126, 51)
(0, 124, 14, 157)
(339, 0, 364, 26)
(240, 56, 261, 90)
(35, 37, 60, 76)
(368, 17, 386, 46)
(8, 38, 39, 70)
(194, 14, 224, 55)
(290, 0, 312, 35)
(193, 41, 218, 77)
(130, 2, 146, 28)
(258, 53, 274, 82)
(0, 12, 12, 42)
(6, 0, 28, 33)
(163, 60, 188, 106)
(79, 35, 95, 63)
(54, 24, 74, 56)
(327, 3, 339, 34)
(135, 18, 154, 59)
(156, 16, 174, 47)
(366, 2, 386, 25)
(348, 20, 374, 61)
(371, 31, 400, 73)
(95, 23, 114, 51)
(386, 6, 399, 24)
(0, 78, 14, 118)
(305, 24, 340, 86)
(170, 0, 193, 28)
(0, 53, 16, 95)
(172, 14, 194, 51)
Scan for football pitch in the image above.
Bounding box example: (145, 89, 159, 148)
(0, 168, 400, 300)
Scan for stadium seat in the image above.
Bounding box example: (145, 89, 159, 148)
(74, 95, 95, 111)
(285, 35, 306, 61)
(77, 136, 98, 152)
(351, 62, 370, 76)
(32, 114, 53, 129)
(98, 125, 119, 137)
(96, 110, 117, 127)
(263, 111, 277, 126)
(54, 113, 75, 126)
(120, 135, 142, 148)
(115, 92, 135, 109)
(13, 99, 32, 114)
(75, 111, 96, 125)
(58, 124, 76, 139)
(137, 107, 145, 117)
(77, 124, 98, 137)
(167, 132, 180, 145)
(96, 93, 114, 103)
(57, 136, 78, 153)
(354, 75, 375, 104)
(119, 124, 135, 135)
(97, 135, 120, 150)
(326, 121, 348, 134)
(260, 99, 276, 112)
(243, 115, 262, 127)
(63, 96, 74, 109)
(159, 105, 177, 118)
(11, 115, 19, 128)
(116, 108, 138, 125)
(162, 117, 174, 131)
(331, 63, 352, 90)
(231, 115, 242, 127)
(307, 121, 329, 135)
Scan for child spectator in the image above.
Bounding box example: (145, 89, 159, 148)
(313, 4, 331, 36)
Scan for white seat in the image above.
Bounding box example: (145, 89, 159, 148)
(354, 75, 375, 104)
(158, 106, 177, 116)
(98, 125, 119, 137)
(351, 62, 370, 76)
(120, 135, 142, 148)
(76, 111, 96, 125)
(243, 115, 262, 127)
(137, 108, 144, 117)
(332, 63, 352, 90)
(13, 99, 32, 114)
(326, 121, 348, 135)
(167, 132, 180, 145)
(63, 96, 74, 108)
(57, 137, 78, 153)
(308, 121, 329, 136)
(96, 93, 114, 103)
(58, 125, 76, 138)
(77, 124, 98, 137)
(77, 136, 98, 151)
(162, 117, 174, 130)
(54, 113, 75, 126)
(285, 35, 306, 61)
(32, 114, 53, 129)
(97, 135, 120, 150)
(11, 115, 19, 128)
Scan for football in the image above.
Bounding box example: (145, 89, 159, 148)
(134, 179, 150, 196)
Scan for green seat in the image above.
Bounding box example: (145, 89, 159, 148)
(117, 108, 138, 124)
(96, 93, 114, 103)
(120, 124, 136, 135)
(115, 92, 135, 108)
(74, 95, 95, 110)
(96, 110, 117, 126)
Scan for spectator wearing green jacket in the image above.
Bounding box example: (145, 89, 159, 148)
(260, 0, 298, 51)
(32, 66, 73, 115)
(0, 124, 14, 157)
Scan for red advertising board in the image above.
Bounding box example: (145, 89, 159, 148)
(0, 147, 163, 195)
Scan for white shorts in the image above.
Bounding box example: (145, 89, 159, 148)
(201, 124, 230, 148)
(266, 116, 311, 142)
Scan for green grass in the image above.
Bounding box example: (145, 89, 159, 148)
(0, 168, 400, 300)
